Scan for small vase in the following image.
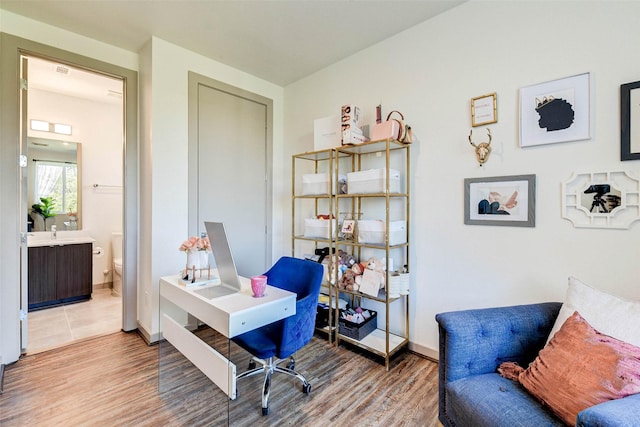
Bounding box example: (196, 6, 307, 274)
(186, 251, 209, 269)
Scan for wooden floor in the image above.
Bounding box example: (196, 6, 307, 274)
(0, 329, 440, 426)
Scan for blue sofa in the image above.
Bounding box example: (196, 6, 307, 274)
(436, 303, 640, 427)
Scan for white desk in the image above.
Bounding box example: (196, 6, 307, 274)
(159, 273, 296, 399)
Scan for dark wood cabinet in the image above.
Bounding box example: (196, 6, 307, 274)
(27, 246, 57, 305)
(28, 243, 93, 310)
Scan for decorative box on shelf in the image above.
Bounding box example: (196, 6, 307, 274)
(347, 168, 401, 194)
(302, 173, 347, 196)
(339, 308, 377, 341)
(303, 218, 336, 239)
(314, 115, 341, 151)
(302, 173, 329, 196)
(357, 220, 407, 245)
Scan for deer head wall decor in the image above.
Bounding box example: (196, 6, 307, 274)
(469, 128, 492, 166)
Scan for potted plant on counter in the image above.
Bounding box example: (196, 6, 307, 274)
(31, 196, 57, 231)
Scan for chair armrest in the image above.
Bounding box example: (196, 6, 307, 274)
(436, 302, 561, 384)
(577, 394, 640, 427)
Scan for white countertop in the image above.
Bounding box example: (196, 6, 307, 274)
(27, 231, 96, 247)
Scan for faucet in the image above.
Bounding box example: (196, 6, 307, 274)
(51, 225, 57, 240)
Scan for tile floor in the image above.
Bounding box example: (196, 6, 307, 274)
(27, 288, 122, 354)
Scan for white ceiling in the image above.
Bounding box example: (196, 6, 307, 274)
(1, 0, 464, 87)
(27, 56, 124, 104)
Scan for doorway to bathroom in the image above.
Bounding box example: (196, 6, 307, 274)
(0, 33, 138, 363)
(15, 48, 136, 353)
(21, 54, 127, 354)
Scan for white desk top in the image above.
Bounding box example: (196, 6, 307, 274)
(159, 273, 296, 338)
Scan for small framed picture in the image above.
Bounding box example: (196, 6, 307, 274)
(341, 219, 356, 234)
(464, 174, 536, 227)
(621, 80, 640, 161)
(471, 93, 497, 127)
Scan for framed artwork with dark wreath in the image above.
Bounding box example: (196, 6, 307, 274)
(464, 175, 536, 227)
(621, 80, 640, 161)
(520, 73, 591, 147)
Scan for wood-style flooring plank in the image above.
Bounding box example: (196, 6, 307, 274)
(0, 329, 440, 426)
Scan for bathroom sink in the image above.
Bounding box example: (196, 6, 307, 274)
(27, 233, 96, 247)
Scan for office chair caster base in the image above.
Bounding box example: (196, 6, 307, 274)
(302, 382, 311, 394)
(262, 407, 269, 416)
(248, 360, 256, 370)
(287, 357, 295, 370)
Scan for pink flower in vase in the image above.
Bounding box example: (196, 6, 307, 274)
(196, 236, 211, 252)
(179, 236, 200, 252)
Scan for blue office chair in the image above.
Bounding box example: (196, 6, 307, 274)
(233, 256, 324, 415)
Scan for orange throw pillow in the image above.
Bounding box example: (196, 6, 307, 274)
(518, 311, 640, 425)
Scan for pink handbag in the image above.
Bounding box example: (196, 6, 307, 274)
(371, 110, 412, 143)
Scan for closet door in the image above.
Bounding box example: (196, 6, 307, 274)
(190, 75, 272, 277)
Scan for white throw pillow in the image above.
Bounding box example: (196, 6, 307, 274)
(546, 276, 640, 347)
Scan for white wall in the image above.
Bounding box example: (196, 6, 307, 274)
(137, 37, 285, 340)
(284, 0, 640, 357)
(28, 88, 123, 287)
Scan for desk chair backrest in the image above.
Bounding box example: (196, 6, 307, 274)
(264, 256, 324, 358)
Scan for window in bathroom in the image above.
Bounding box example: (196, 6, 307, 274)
(34, 160, 78, 214)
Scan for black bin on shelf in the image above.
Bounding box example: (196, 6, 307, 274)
(316, 303, 331, 328)
(338, 309, 377, 340)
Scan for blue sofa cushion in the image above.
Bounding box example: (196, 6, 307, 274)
(446, 373, 564, 427)
(577, 394, 640, 427)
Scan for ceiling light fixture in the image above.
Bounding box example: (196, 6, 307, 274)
(30, 119, 49, 132)
(53, 123, 72, 135)
(30, 119, 73, 135)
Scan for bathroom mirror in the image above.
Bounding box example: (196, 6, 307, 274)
(27, 137, 82, 230)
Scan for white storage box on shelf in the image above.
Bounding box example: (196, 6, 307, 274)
(304, 218, 337, 239)
(314, 115, 341, 151)
(302, 173, 347, 196)
(357, 220, 407, 246)
(347, 168, 401, 194)
(302, 173, 329, 196)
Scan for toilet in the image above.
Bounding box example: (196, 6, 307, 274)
(111, 232, 123, 297)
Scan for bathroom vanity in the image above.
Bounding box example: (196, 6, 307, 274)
(27, 234, 95, 311)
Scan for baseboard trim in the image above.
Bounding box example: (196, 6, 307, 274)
(408, 342, 438, 362)
(0, 363, 4, 395)
(136, 321, 161, 345)
(92, 282, 113, 291)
